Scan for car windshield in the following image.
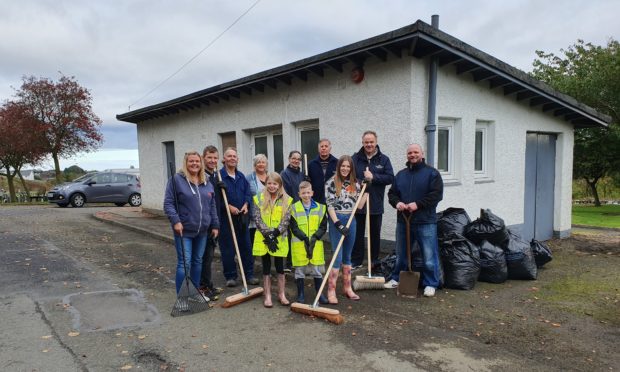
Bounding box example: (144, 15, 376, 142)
(72, 172, 98, 183)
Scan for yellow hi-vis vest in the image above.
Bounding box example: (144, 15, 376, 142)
(290, 201, 326, 266)
(252, 194, 291, 257)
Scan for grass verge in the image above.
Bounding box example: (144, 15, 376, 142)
(572, 204, 620, 228)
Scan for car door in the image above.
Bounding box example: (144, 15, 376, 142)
(110, 173, 131, 202)
(84, 172, 114, 202)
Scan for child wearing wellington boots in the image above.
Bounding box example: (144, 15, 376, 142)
(252, 172, 292, 307)
(289, 181, 329, 304)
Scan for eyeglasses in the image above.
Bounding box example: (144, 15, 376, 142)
(290, 157, 301, 161)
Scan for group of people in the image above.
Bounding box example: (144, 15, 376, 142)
(163, 131, 444, 309)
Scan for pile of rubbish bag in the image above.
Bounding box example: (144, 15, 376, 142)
(379, 208, 553, 291)
(438, 208, 552, 289)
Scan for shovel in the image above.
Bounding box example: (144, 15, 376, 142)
(397, 212, 420, 297)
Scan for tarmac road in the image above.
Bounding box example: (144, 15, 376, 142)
(0, 205, 538, 371)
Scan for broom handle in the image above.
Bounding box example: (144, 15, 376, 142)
(311, 182, 367, 308)
(217, 170, 249, 292)
(304, 154, 308, 177)
(366, 196, 372, 277)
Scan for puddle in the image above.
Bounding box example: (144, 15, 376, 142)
(63, 289, 160, 331)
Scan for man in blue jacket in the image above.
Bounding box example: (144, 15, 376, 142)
(307, 138, 338, 204)
(384, 144, 443, 297)
(351, 131, 394, 270)
(218, 147, 259, 287)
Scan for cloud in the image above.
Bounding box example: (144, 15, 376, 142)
(1, 0, 619, 158)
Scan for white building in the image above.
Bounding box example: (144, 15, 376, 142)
(118, 18, 609, 242)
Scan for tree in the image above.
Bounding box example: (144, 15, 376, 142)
(15, 75, 103, 183)
(0, 101, 48, 202)
(532, 39, 620, 206)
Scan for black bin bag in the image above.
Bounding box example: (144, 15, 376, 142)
(503, 231, 537, 280)
(440, 234, 480, 290)
(478, 240, 507, 283)
(531, 239, 553, 268)
(437, 208, 471, 241)
(464, 209, 510, 246)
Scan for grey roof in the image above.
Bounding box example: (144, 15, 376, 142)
(117, 20, 610, 128)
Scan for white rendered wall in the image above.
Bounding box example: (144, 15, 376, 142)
(136, 54, 574, 239)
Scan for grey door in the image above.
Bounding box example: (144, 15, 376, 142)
(523, 133, 557, 241)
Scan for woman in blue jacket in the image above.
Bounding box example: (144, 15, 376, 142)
(164, 151, 220, 293)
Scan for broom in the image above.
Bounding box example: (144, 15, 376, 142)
(290, 182, 367, 324)
(353, 197, 385, 290)
(218, 171, 264, 308)
(168, 162, 211, 317)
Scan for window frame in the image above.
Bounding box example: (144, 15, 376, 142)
(436, 117, 461, 183)
(250, 130, 283, 173)
(474, 120, 495, 182)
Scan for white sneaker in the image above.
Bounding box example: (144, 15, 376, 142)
(423, 286, 436, 297)
(384, 279, 399, 289)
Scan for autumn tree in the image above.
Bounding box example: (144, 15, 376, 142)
(0, 101, 48, 202)
(532, 39, 620, 206)
(15, 75, 103, 183)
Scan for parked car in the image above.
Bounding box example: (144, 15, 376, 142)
(47, 171, 141, 208)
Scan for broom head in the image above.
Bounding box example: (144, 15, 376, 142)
(290, 303, 344, 325)
(171, 277, 211, 317)
(353, 275, 385, 291)
(221, 287, 264, 308)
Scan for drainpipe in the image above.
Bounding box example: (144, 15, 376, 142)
(425, 15, 439, 166)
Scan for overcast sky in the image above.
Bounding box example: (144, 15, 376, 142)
(1, 0, 618, 170)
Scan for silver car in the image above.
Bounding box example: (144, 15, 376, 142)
(47, 172, 141, 208)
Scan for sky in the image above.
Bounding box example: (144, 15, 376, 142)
(1, 0, 618, 171)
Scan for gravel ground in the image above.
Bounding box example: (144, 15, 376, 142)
(1, 204, 618, 371)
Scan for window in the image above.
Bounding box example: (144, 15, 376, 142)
(163, 141, 175, 179)
(250, 129, 283, 173)
(273, 134, 284, 172)
(437, 127, 451, 172)
(294, 119, 319, 169)
(436, 118, 460, 182)
(474, 120, 494, 181)
(220, 132, 237, 153)
(112, 173, 129, 183)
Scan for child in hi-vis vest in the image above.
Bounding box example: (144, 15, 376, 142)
(252, 172, 292, 308)
(289, 181, 328, 304)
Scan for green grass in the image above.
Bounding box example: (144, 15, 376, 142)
(539, 265, 620, 325)
(572, 204, 620, 228)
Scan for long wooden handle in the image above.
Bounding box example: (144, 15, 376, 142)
(366, 197, 372, 276)
(304, 154, 308, 177)
(311, 182, 367, 307)
(217, 171, 249, 291)
(403, 212, 413, 272)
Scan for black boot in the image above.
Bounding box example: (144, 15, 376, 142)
(295, 278, 305, 304)
(314, 277, 329, 304)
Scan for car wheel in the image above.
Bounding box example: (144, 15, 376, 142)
(128, 193, 141, 207)
(58, 203, 69, 208)
(70, 193, 85, 208)
(115, 202, 126, 207)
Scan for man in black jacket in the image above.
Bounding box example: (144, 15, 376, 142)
(385, 144, 443, 297)
(307, 138, 338, 204)
(351, 131, 394, 270)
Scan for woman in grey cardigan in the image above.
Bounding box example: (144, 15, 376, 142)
(246, 154, 268, 243)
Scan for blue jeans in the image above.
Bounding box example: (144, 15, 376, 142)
(390, 222, 440, 288)
(328, 213, 357, 269)
(174, 235, 207, 293)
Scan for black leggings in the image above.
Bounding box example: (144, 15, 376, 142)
(261, 254, 284, 275)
